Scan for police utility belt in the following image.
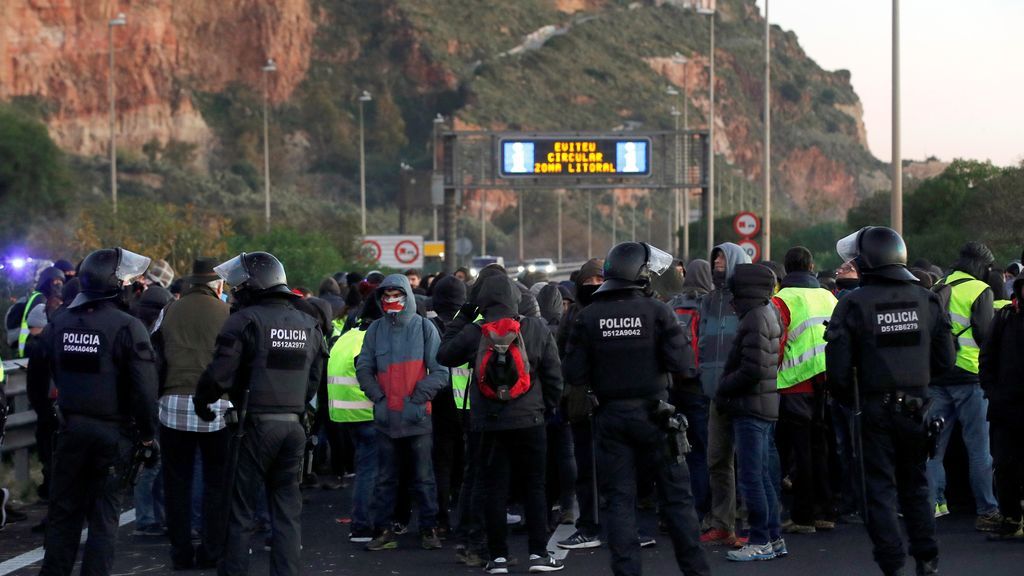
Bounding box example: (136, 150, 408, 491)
(878, 389, 930, 424)
(224, 411, 300, 425)
(599, 396, 691, 464)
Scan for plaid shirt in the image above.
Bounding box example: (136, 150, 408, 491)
(158, 394, 232, 433)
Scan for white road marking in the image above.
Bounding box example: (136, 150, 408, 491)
(0, 509, 135, 576)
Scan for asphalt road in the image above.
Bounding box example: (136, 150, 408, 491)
(2, 481, 1023, 576)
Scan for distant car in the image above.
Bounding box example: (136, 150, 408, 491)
(516, 258, 557, 275)
(470, 255, 505, 277)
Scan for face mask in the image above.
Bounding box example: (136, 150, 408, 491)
(577, 284, 600, 306)
(836, 277, 860, 291)
(382, 293, 406, 314)
(712, 269, 726, 288)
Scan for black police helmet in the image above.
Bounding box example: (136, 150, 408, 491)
(71, 248, 152, 308)
(597, 242, 649, 293)
(841, 227, 916, 282)
(215, 251, 292, 296)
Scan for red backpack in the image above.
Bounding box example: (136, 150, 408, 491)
(475, 317, 532, 401)
(668, 293, 701, 377)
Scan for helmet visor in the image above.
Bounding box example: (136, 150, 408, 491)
(645, 244, 674, 276)
(836, 229, 863, 263)
(115, 249, 152, 283)
(214, 254, 250, 287)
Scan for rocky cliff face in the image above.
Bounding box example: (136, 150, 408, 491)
(1, 0, 884, 224)
(0, 0, 313, 157)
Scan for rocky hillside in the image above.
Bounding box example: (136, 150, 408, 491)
(1, 0, 885, 227)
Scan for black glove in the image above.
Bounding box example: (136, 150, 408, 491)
(192, 397, 216, 422)
(457, 302, 478, 321)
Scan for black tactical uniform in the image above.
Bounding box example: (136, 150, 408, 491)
(825, 227, 955, 576)
(564, 242, 709, 576)
(194, 252, 325, 576)
(29, 248, 158, 576)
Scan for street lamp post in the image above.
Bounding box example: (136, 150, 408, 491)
(697, 5, 715, 256)
(262, 58, 276, 233)
(763, 0, 772, 261)
(358, 90, 372, 236)
(669, 100, 681, 252)
(432, 114, 444, 242)
(587, 191, 593, 257)
(108, 12, 126, 215)
(892, 0, 902, 234)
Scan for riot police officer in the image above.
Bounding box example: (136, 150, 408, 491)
(28, 247, 158, 576)
(825, 227, 955, 576)
(193, 252, 325, 576)
(563, 242, 709, 576)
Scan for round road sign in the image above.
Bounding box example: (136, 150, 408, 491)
(360, 239, 382, 262)
(394, 240, 420, 265)
(738, 238, 761, 263)
(733, 212, 761, 238)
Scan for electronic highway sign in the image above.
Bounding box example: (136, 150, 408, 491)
(499, 137, 652, 178)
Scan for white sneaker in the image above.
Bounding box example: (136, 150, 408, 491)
(506, 512, 522, 525)
(727, 543, 776, 562)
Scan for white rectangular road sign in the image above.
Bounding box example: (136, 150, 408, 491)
(360, 235, 424, 269)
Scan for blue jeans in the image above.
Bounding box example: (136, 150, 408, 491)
(134, 457, 165, 529)
(346, 422, 379, 532)
(733, 416, 780, 545)
(373, 432, 438, 530)
(191, 450, 203, 533)
(926, 383, 998, 514)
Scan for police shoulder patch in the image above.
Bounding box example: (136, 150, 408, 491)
(872, 301, 921, 347)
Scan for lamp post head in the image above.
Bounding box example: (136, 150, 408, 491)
(670, 106, 681, 117)
(109, 13, 126, 26)
(672, 52, 688, 65)
(359, 90, 372, 102)
(666, 86, 679, 96)
(433, 113, 445, 124)
(696, 7, 715, 15)
(262, 58, 277, 73)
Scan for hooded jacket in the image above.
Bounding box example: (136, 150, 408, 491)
(431, 275, 467, 323)
(681, 259, 713, 297)
(437, 275, 562, 432)
(979, 272, 1024, 423)
(557, 258, 604, 356)
(537, 283, 563, 333)
(715, 264, 782, 420)
(699, 243, 751, 397)
(357, 274, 449, 438)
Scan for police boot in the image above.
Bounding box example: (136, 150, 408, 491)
(915, 557, 938, 576)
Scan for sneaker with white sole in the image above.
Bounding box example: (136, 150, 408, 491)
(638, 533, 656, 548)
(529, 554, 565, 573)
(770, 538, 788, 557)
(485, 557, 510, 574)
(934, 503, 950, 518)
(557, 530, 602, 549)
(727, 543, 776, 562)
(506, 512, 522, 525)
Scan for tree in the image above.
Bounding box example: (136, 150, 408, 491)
(0, 105, 69, 246)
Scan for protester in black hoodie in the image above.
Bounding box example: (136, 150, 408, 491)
(666, 259, 713, 521)
(716, 263, 784, 561)
(979, 272, 1024, 539)
(437, 274, 563, 573)
(429, 275, 467, 537)
(440, 265, 505, 566)
(554, 259, 606, 550)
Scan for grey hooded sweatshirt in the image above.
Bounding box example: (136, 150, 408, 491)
(698, 242, 752, 397)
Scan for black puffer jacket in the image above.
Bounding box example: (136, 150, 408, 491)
(979, 273, 1024, 423)
(437, 275, 563, 431)
(715, 264, 782, 421)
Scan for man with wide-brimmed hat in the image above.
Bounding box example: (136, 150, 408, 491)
(151, 257, 232, 569)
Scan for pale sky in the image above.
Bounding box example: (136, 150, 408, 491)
(756, 0, 1024, 167)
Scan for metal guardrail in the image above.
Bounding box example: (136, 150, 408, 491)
(1, 359, 36, 485)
